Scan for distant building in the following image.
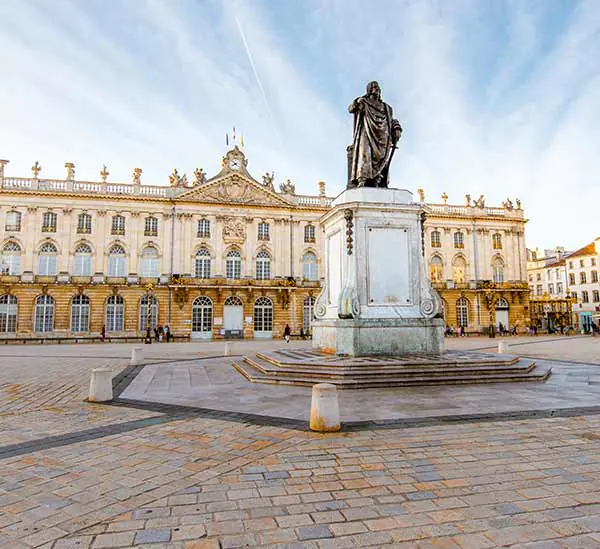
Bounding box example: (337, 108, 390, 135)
(526, 247, 574, 332)
(565, 239, 600, 332)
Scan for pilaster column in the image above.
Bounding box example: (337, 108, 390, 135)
(215, 216, 224, 277)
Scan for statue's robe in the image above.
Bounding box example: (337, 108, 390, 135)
(348, 95, 400, 188)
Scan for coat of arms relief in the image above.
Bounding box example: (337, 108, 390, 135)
(222, 217, 246, 243)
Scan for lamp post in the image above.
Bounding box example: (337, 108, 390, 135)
(144, 283, 153, 344)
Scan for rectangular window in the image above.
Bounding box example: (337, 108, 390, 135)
(580, 260, 585, 268)
(197, 219, 210, 238)
(144, 217, 158, 236)
(557, 282, 563, 294)
(304, 224, 316, 243)
(580, 272, 587, 284)
(569, 261, 573, 269)
(593, 290, 600, 303)
(569, 273, 575, 285)
(5, 211, 21, 231)
(592, 258, 597, 266)
(536, 284, 543, 296)
(42, 212, 57, 232)
(257, 222, 270, 241)
(77, 214, 92, 234)
(582, 290, 589, 303)
(548, 284, 554, 295)
(592, 270, 598, 283)
(111, 216, 126, 235)
(431, 231, 441, 248)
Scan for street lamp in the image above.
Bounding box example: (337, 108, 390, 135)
(144, 283, 153, 344)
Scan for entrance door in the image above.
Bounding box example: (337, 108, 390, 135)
(495, 298, 509, 331)
(223, 296, 243, 338)
(191, 296, 213, 339)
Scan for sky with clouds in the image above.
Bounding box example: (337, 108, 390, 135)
(1, 0, 599, 250)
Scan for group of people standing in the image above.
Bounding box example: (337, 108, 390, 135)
(153, 324, 172, 342)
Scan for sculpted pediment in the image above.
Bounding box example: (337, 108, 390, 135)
(176, 174, 292, 207)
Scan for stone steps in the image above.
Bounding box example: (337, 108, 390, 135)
(232, 353, 552, 389)
(245, 355, 537, 378)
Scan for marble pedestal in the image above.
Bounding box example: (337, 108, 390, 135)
(312, 187, 444, 356)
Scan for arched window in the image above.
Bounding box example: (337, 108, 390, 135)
(303, 296, 315, 332)
(5, 211, 21, 231)
(454, 232, 464, 248)
(431, 230, 441, 248)
(0, 295, 18, 333)
(111, 215, 126, 235)
(77, 213, 92, 234)
(194, 248, 211, 279)
(73, 244, 92, 276)
(108, 245, 127, 277)
(456, 297, 469, 328)
(224, 296, 243, 306)
(71, 295, 90, 332)
(254, 297, 273, 333)
(192, 296, 213, 333)
(256, 250, 271, 280)
(140, 247, 159, 277)
(139, 295, 158, 332)
(492, 257, 505, 283)
(492, 233, 502, 249)
(197, 219, 210, 238)
(452, 256, 466, 284)
(34, 295, 54, 332)
(42, 212, 57, 232)
(429, 256, 443, 283)
(302, 252, 318, 281)
(226, 250, 242, 279)
(38, 242, 58, 276)
(1, 242, 22, 275)
(144, 216, 158, 236)
(495, 297, 509, 309)
(106, 295, 124, 332)
(304, 225, 316, 243)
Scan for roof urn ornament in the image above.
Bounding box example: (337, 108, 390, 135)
(441, 192, 448, 205)
(64, 162, 75, 181)
(347, 81, 403, 189)
(193, 167, 207, 186)
(31, 161, 41, 179)
(416, 188, 425, 203)
(100, 165, 109, 182)
(465, 194, 472, 207)
(132, 167, 142, 185)
(318, 180, 326, 197)
(279, 178, 296, 195)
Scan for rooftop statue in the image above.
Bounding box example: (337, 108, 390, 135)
(347, 81, 402, 188)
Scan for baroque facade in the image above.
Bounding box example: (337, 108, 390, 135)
(0, 149, 530, 340)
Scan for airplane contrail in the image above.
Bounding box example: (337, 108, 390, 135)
(234, 14, 284, 148)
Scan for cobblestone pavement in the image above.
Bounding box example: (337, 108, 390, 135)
(1, 338, 600, 548)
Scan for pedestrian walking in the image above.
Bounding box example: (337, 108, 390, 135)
(101, 325, 106, 342)
(284, 324, 291, 343)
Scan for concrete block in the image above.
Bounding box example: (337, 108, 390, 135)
(131, 347, 144, 365)
(310, 383, 340, 432)
(89, 368, 113, 402)
(498, 340, 510, 354)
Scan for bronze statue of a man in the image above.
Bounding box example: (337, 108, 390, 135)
(347, 81, 402, 188)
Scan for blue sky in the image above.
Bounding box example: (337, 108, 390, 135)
(1, 0, 599, 250)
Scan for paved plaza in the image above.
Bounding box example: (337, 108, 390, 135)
(1, 336, 600, 548)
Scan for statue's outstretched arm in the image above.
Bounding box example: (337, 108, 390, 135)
(348, 96, 363, 113)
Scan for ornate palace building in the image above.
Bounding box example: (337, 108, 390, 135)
(0, 148, 529, 340)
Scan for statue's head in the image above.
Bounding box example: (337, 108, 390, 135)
(366, 81, 381, 99)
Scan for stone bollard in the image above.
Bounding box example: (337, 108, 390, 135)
(224, 343, 231, 356)
(89, 368, 113, 402)
(309, 383, 341, 432)
(131, 347, 144, 365)
(498, 340, 510, 354)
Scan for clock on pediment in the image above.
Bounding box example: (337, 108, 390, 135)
(221, 146, 248, 175)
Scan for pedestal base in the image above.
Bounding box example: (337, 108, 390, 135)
(312, 318, 445, 357)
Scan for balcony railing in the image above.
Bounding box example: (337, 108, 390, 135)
(41, 226, 56, 232)
(5, 224, 20, 231)
(197, 231, 210, 238)
(111, 229, 125, 236)
(144, 230, 158, 237)
(77, 227, 91, 234)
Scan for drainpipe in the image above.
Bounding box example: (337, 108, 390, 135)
(289, 214, 294, 277)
